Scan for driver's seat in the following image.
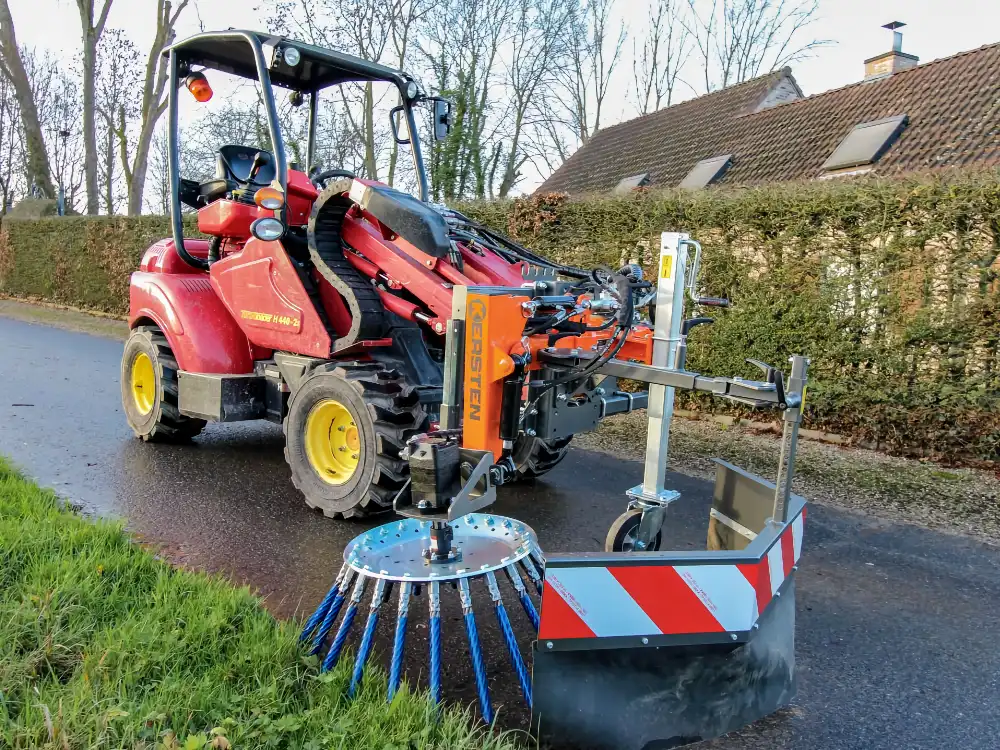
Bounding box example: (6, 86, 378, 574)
(181, 145, 279, 208)
(216, 144, 277, 187)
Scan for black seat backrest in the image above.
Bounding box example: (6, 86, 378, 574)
(216, 145, 277, 186)
(362, 184, 451, 258)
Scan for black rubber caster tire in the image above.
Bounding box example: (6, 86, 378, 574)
(605, 509, 662, 552)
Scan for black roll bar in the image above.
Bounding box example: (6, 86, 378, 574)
(168, 31, 289, 269)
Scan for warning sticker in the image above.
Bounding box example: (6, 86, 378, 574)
(660, 254, 673, 280)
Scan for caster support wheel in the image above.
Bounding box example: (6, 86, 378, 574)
(605, 509, 662, 552)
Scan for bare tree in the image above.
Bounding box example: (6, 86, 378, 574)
(75, 0, 115, 214)
(96, 29, 141, 214)
(496, 0, 572, 197)
(28, 53, 85, 211)
(0, 72, 24, 211)
(555, 0, 626, 145)
(121, 0, 189, 216)
(685, 0, 830, 92)
(420, 0, 515, 200)
(386, 0, 433, 187)
(0, 0, 54, 199)
(633, 0, 691, 114)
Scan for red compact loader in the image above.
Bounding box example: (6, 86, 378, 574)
(121, 31, 616, 519)
(125, 30, 812, 749)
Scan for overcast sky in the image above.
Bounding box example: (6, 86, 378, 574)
(5, 0, 996, 190)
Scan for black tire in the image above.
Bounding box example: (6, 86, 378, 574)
(511, 434, 573, 480)
(604, 509, 662, 552)
(283, 362, 428, 519)
(121, 326, 206, 442)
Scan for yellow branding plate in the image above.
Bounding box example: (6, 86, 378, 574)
(240, 309, 301, 330)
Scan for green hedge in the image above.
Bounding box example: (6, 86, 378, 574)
(0, 216, 197, 315)
(461, 173, 1000, 461)
(1, 173, 998, 461)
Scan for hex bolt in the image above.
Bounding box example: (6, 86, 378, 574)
(339, 446, 347, 452)
(595, 387, 605, 396)
(546, 641, 554, 649)
(351, 453, 359, 459)
(417, 500, 430, 509)
(526, 428, 537, 437)
(338, 425, 346, 431)
(730, 633, 738, 641)
(529, 408, 539, 416)
(641, 637, 649, 645)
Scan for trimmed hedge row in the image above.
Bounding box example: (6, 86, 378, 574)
(1, 173, 998, 461)
(0, 216, 198, 314)
(461, 173, 1000, 461)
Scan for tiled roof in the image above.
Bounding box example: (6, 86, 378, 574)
(536, 42, 1000, 194)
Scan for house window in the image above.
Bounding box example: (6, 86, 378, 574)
(679, 155, 732, 189)
(822, 115, 908, 171)
(614, 173, 650, 194)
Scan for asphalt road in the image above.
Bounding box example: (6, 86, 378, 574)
(2, 314, 1000, 749)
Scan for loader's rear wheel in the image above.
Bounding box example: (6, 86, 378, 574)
(121, 326, 206, 442)
(284, 362, 428, 519)
(512, 434, 573, 481)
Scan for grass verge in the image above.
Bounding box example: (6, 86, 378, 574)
(0, 457, 522, 750)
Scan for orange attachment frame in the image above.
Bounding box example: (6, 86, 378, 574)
(460, 290, 657, 458)
(462, 292, 526, 458)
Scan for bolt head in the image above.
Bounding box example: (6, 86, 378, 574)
(546, 641, 554, 649)
(730, 633, 738, 641)
(641, 637, 649, 645)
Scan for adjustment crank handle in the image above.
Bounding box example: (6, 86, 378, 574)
(695, 296, 730, 308)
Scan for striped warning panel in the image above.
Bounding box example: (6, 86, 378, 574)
(538, 507, 804, 641)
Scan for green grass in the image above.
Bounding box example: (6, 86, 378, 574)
(0, 457, 523, 750)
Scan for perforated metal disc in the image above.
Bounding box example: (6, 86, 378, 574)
(343, 514, 538, 582)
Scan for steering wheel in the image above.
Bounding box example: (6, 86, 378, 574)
(311, 168, 357, 189)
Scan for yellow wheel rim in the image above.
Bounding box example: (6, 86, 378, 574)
(304, 399, 360, 486)
(131, 352, 156, 416)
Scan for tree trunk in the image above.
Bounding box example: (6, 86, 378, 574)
(103, 120, 114, 212)
(81, 30, 99, 214)
(0, 0, 54, 198)
(363, 82, 377, 181)
(77, 0, 114, 215)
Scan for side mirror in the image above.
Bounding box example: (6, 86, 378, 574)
(433, 99, 452, 141)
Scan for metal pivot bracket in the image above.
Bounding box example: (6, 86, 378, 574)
(393, 449, 497, 522)
(625, 486, 681, 550)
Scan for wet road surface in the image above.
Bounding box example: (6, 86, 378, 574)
(2, 314, 1000, 749)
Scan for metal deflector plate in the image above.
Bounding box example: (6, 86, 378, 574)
(343, 513, 537, 582)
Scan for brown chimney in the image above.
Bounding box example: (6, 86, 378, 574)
(864, 22, 919, 80)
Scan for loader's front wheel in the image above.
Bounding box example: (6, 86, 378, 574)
(512, 434, 573, 481)
(284, 362, 428, 519)
(121, 326, 206, 442)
